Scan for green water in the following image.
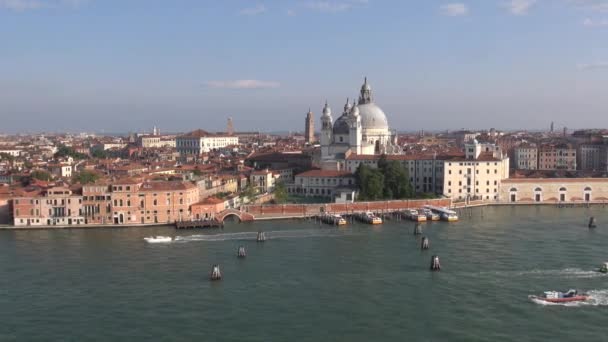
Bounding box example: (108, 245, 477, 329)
(1, 206, 608, 341)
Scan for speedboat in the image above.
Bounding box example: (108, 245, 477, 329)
(144, 236, 173, 243)
(599, 262, 608, 273)
(529, 289, 589, 303)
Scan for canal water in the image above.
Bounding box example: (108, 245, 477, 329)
(1, 206, 608, 341)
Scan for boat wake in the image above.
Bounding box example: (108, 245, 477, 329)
(515, 268, 605, 279)
(173, 229, 352, 243)
(530, 290, 608, 307)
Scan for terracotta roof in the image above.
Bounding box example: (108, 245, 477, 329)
(296, 170, 353, 178)
(139, 181, 197, 191)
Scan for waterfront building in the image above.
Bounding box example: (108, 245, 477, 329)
(500, 178, 608, 203)
(48, 163, 73, 178)
(176, 129, 239, 156)
(191, 197, 225, 220)
(12, 186, 85, 227)
(513, 144, 538, 170)
(578, 144, 604, 171)
(287, 169, 356, 201)
(82, 182, 112, 224)
(538, 143, 576, 171)
(305, 109, 315, 144)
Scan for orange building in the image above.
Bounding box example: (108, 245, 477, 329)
(191, 197, 225, 219)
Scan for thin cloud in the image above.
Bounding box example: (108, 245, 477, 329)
(568, 0, 608, 12)
(239, 3, 266, 16)
(305, 0, 368, 13)
(577, 62, 608, 70)
(583, 17, 608, 26)
(287, 9, 296, 16)
(205, 80, 281, 89)
(440, 3, 468, 16)
(505, 0, 537, 15)
(0, 0, 87, 10)
(0, 0, 44, 10)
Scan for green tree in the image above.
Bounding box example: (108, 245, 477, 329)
(54, 145, 88, 160)
(273, 181, 288, 204)
(0, 153, 15, 162)
(355, 164, 384, 200)
(74, 170, 100, 185)
(241, 184, 257, 202)
(91, 149, 107, 159)
(30, 170, 51, 182)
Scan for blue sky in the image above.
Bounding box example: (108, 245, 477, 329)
(1, 0, 607, 134)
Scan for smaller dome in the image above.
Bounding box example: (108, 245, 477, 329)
(361, 77, 371, 91)
(332, 115, 350, 135)
(351, 105, 360, 117)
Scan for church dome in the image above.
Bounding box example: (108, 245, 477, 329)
(322, 101, 331, 117)
(332, 115, 350, 135)
(358, 103, 388, 130)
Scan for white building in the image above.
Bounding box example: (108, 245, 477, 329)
(288, 170, 356, 200)
(176, 129, 239, 155)
(514, 144, 538, 170)
(319, 78, 399, 164)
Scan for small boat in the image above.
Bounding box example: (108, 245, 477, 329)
(366, 212, 383, 225)
(441, 212, 459, 222)
(409, 210, 427, 222)
(422, 209, 440, 221)
(598, 262, 608, 273)
(334, 214, 347, 226)
(530, 289, 589, 303)
(144, 236, 173, 243)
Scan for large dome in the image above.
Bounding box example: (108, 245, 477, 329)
(358, 103, 389, 130)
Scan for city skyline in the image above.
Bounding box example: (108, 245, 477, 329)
(2, 0, 608, 133)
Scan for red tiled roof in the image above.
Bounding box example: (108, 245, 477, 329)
(503, 178, 608, 184)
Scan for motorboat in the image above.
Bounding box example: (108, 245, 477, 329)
(422, 209, 440, 221)
(144, 236, 173, 243)
(529, 289, 589, 303)
(366, 212, 383, 225)
(598, 262, 608, 273)
(409, 210, 427, 222)
(334, 214, 347, 226)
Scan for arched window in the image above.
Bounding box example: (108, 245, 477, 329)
(510, 188, 517, 192)
(559, 187, 567, 191)
(584, 187, 592, 191)
(534, 187, 542, 192)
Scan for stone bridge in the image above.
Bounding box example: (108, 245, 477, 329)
(216, 209, 255, 222)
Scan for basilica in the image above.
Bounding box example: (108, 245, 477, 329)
(319, 78, 400, 161)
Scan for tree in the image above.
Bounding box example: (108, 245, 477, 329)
(355, 159, 414, 201)
(54, 145, 88, 160)
(241, 184, 257, 202)
(74, 170, 100, 185)
(273, 181, 288, 204)
(91, 149, 107, 159)
(0, 153, 15, 163)
(355, 164, 384, 200)
(30, 170, 51, 182)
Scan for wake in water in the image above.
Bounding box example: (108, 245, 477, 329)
(530, 289, 608, 307)
(173, 229, 353, 243)
(515, 268, 606, 279)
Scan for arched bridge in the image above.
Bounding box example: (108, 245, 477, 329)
(216, 209, 255, 222)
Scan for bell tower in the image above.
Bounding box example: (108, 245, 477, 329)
(320, 101, 333, 159)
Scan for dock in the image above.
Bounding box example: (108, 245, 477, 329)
(175, 219, 224, 229)
(424, 205, 459, 222)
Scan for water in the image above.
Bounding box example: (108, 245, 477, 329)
(1, 206, 608, 341)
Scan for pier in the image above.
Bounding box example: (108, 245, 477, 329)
(175, 219, 223, 229)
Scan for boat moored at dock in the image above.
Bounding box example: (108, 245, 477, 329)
(354, 212, 383, 225)
(406, 209, 427, 222)
(319, 214, 347, 226)
(422, 209, 440, 221)
(424, 205, 459, 222)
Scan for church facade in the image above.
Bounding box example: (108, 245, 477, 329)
(319, 78, 399, 162)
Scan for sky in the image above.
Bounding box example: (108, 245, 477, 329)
(1, 0, 608, 134)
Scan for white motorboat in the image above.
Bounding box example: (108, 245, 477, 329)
(144, 236, 173, 243)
